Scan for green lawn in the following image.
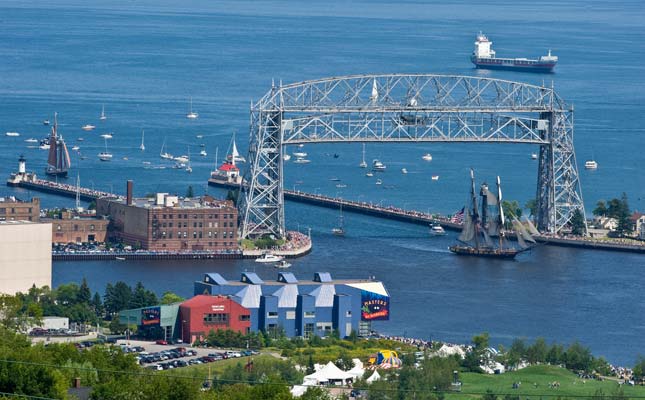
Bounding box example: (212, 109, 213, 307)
(447, 365, 644, 399)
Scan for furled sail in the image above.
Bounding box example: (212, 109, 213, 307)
(512, 217, 536, 244)
(458, 211, 475, 242)
(524, 216, 541, 236)
(514, 221, 529, 249)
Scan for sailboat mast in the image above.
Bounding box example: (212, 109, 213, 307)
(497, 176, 505, 249)
(470, 168, 480, 248)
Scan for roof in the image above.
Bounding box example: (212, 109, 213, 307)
(219, 163, 239, 171)
(241, 272, 263, 285)
(203, 273, 228, 285)
(181, 295, 230, 308)
(314, 272, 332, 282)
(277, 272, 298, 284)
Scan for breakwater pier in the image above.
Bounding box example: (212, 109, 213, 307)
(9, 176, 645, 254)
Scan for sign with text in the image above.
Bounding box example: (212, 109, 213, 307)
(141, 307, 161, 326)
(361, 290, 389, 321)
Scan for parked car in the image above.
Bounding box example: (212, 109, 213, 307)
(155, 340, 168, 345)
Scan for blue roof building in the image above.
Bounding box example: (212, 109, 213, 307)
(194, 272, 390, 338)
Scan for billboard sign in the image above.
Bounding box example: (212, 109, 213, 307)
(141, 307, 161, 326)
(361, 290, 389, 321)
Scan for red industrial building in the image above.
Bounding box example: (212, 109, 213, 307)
(179, 295, 251, 344)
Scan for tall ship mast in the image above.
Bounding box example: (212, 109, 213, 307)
(470, 32, 558, 73)
(45, 113, 71, 177)
(449, 169, 533, 259)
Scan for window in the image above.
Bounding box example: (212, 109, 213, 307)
(193, 231, 197, 238)
(267, 312, 278, 318)
(198, 222, 202, 228)
(304, 323, 315, 339)
(239, 315, 250, 321)
(345, 311, 352, 317)
(90, 224, 95, 231)
(169, 222, 173, 228)
(229, 214, 234, 219)
(304, 311, 315, 318)
(316, 322, 333, 333)
(56, 224, 62, 231)
(162, 214, 166, 219)
(286, 311, 296, 320)
(204, 313, 229, 324)
(208, 231, 212, 238)
(198, 231, 202, 238)
(74, 225, 79, 231)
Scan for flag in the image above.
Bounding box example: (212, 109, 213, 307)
(450, 207, 465, 224)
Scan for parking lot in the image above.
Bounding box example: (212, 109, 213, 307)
(116, 339, 258, 371)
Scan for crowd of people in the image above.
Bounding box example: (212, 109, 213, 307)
(32, 178, 122, 200)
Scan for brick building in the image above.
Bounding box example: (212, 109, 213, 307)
(42, 210, 108, 244)
(96, 181, 238, 251)
(0, 196, 40, 222)
(179, 295, 251, 344)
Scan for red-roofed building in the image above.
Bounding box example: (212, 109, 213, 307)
(208, 161, 243, 188)
(179, 295, 251, 344)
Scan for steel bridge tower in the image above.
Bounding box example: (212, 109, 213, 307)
(240, 74, 586, 239)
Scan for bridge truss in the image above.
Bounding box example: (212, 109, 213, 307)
(241, 74, 586, 239)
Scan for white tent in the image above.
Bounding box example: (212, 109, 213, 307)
(290, 380, 316, 397)
(348, 358, 365, 380)
(366, 370, 381, 383)
(303, 361, 355, 385)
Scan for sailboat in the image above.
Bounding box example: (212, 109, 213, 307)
(186, 97, 199, 119)
(45, 113, 71, 177)
(359, 143, 367, 168)
(332, 204, 345, 236)
(449, 170, 529, 259)
(98, 137, 113, 161)
(159, 137, 173, 160)
(140, 130, 145, 151)
(99, 104, 107, 121)
(226, 133, 246, 163)
(369, 78, 378, 102)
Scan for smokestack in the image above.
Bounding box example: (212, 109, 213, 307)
(126, 180, 133, 205)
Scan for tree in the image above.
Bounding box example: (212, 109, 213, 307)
(186, 185, 194, 198)
(507, 338, 526, 368)
(593, 200, 608, 217)
(570, 209, 586, 236)
(130, 282, 157, 309)
(104, 282, 132, 315)
(91, 292, 104, 318)
(78, 277, 92, 304)
(161, 291, 185, 305)
(524, 199, 537, 218)
(616, 192, 632, 235)
(634, 355, 645, 379)
(565, 341, 593, 371)
(306, 354, 315, 375)
(526, 338, 548, 364)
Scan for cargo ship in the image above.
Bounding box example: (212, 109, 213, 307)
(470, 32, 558, 73)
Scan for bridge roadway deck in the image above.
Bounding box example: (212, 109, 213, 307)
(9, 178, 645, 254)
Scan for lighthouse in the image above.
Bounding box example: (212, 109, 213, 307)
(18, 155, 26, 174)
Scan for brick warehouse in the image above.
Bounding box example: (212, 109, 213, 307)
(96, 181, 238, 251)
(179, 295, 251, 344)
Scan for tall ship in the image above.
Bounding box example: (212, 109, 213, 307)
(470, 32, 558, 73)
(45, 113, 71, 177)
(449, 169, 532, 259)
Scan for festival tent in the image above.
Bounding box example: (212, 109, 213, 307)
(290, 380, 316, 397)
(303, 361, 355, 385)
(347, 358, 365, 380)
(376, 350, 402, 369)
(366, 370, 381, 383)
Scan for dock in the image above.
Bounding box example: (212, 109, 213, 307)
(9, 176, 645, 254)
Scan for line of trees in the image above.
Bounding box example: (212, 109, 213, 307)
(11, 280, 183, 330)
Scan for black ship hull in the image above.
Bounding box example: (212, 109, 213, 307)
(449, 244, 519, 259)
(45, 170, 68, 178)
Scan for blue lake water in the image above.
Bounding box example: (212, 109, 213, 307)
(0, 0, 643, 365)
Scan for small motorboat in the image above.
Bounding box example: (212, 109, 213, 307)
(372, 159, 386, 171)
(5, 132, 20, 137)
(283, 154, 291, 161)
(422, 153, 433, 161)
(72, 145, 80, 151)
(335, 184, 347, 188)
(375, 179, 383, 185)
(196, 134, 204, 139)
(330, 177, 341, 182)
(431, 175, 439, 181)
(100, 133, 113, 139)
(585, 160, 598, 170)
(366, 172, 374, 177)
(24, 138, 38, 143)
(293, 158, 311, 164)
(401, 168, 408, 174)
(429, 222, 446, 236)
(255, 253, 283, 263)
(531, 153, 538, 160)
(199, 150, 207, 157)
(43, 120, 50, 126)
(115, 256, 126, 261)
(77, 137, 84, 141)
(82, 124, 96, 131)
(98, 152, 113, 161)
(293, 151, 307, 158)
(274, 260, 292, 269)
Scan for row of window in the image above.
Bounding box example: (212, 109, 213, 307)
(153, 231, 236, 239)
(0, 207, 32, 214)
(156, 221, 234, 228)
(158, 213, 235, 220)
(266, 311, 351, 319)
(56, 224, 99, 231)
(203, 313, 250, 324)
